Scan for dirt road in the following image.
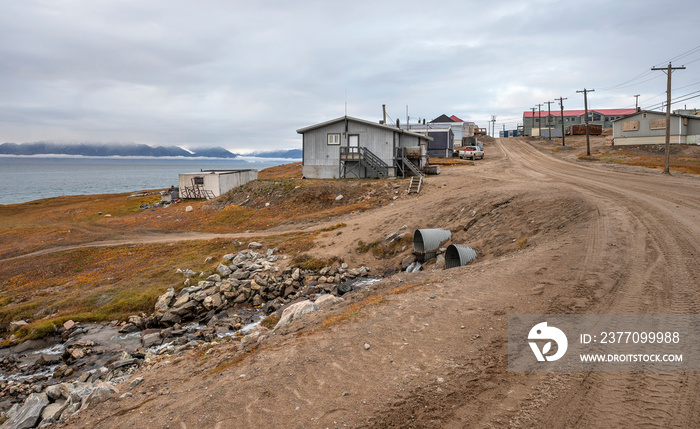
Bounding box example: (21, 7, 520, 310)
(60, 137, 700, 428)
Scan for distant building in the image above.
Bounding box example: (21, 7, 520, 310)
(523, 108, 636, 136)
(297, 116, 431, 179)
(612, 110, 700, 146)
(178, 170, 258, 199)
(402, 127, 454, 157)
(404, 113, 475, 148)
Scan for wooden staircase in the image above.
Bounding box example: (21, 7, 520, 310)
(408, 175, 423, 194)
(339, 146, 389, 178)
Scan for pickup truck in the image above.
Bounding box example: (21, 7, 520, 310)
(459, 146, 484, 160)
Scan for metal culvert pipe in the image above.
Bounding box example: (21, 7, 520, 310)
(444, 244, 477, 269)
(413, 229, 452, 259)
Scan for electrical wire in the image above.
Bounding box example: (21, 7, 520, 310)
(655, 44, 700, 67)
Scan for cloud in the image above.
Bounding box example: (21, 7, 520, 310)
(0, 0, 698, 149)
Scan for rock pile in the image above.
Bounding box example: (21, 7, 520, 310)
(1, 380, 122, 428)
(144, 248, 371, 330)
(0, 246, 373, 428)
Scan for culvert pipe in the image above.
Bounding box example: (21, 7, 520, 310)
(413, 229, 451, 259)
(444, 244, 477, 269)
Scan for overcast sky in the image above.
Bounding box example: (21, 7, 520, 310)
(1, 0, 698, 152)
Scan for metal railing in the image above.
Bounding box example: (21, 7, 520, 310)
(339, 146, 389, 178)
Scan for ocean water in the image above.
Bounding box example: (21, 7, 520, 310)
(0, 156, 296, 205)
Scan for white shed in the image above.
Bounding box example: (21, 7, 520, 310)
(178, 169, 257, 199)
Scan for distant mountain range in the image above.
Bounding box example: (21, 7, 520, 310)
(0, 142, 302, 159)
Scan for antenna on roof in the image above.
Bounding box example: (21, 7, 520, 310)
(345, 89, 347, 116)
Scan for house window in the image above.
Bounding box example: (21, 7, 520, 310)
(327, 133, 340, 145)
(194, 177, 204, 185)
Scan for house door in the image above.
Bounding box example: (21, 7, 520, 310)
(348, 135, 359, 147)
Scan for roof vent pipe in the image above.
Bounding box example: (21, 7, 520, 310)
(444, 244, 477, 269)
(396, 118, 400, 128)
(413, 229, 451, 260)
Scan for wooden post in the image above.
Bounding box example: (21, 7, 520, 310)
(651, 63, 686, 174)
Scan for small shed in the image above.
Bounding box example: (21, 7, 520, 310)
(178, 169, 257, 199)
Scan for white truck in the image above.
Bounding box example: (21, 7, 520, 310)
(458, 145, 484, 160)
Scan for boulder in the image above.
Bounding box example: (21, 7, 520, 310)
(128, 376, 144, 390)
(159, 311, 182, 325)
(166, 301, 197, 316)
(62, 320, 75, 331)
(80, 383, 119, 411)
(216, 263, 232, 276)
(248, 242, 263, 249)
(9, 320, 28, 332)
(40, 400, 67, 421)
(180, 285, 201, 295)
(197, 281, 216, 289)
(291, 268, 301, 281)
(223, 253, 235, 261)
(219, 279, 240, 293)
(111, 358, 138, 370)
(231, 270, 250, 280)
(191, 291, 207, 302)
(118, 323, 140, 334)
(172, 293, 190, 308)
(274, 300, 319, 329)
(315, 294, 344, 309)
(154, 287, 176, 312)
(401, 254, 417, 270)
(44, 384, 67, 401)
(2, 392, 49, 429)
(202, 293, 223, 311)
(141, 330, 162, 348)
(206, 274, 222, 282)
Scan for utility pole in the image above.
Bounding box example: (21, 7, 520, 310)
(536, 104, 543, 137)
(491, 115, 496, 137)
(651, 62, 686, 174)
(557, 96, 567, 147)
(530, 107, 537, 136)
(576, 88, 595, 156)
(634, 94, 640, 111)
(544, 101, 554, 141)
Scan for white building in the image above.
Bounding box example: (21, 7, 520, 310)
(178, 169, 258, 199)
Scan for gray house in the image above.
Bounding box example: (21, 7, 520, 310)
(402, 127, 454, 157)
(297, 116, 432, 179)
(612, 110, 700, 146)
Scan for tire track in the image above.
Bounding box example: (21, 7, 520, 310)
(497, 138, 700, 428)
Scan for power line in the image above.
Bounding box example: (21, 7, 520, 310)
(656, 44, 700, 67)
(645, 89, 700, 110)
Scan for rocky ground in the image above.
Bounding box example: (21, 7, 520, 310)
(2, 136, 700, 428)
